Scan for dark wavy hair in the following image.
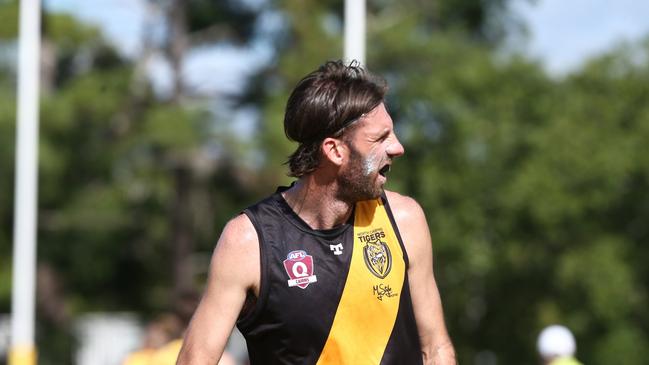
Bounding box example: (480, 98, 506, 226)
(284, 60, 388, 177)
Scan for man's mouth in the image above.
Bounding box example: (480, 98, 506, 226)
(378, 164, 391, 177)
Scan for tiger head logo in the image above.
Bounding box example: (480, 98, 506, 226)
(363, 239, 392, 279)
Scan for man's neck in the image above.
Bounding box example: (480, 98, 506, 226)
(281, 177, 354, 230)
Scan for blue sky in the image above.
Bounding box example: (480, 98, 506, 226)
(512, 0, 649, 74)
(45, 0, 649, 92)
(46, 0, 269, 96)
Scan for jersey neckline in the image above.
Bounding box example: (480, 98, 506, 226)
(272, 185, 354, 239)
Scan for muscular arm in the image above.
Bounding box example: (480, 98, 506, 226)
(386, 191, 456, 365)
(176, 214, 259, 364)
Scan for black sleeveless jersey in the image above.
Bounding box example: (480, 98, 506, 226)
(237, 187, 422, 365)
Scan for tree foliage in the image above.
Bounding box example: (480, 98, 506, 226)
(1, 1, 261, 362)
(1, 0, 649, 363)
(243, 1, 649, 364)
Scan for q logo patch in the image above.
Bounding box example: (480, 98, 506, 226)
(283, 250, 317, 289)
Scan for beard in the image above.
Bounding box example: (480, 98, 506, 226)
(337, 144, 386, 203)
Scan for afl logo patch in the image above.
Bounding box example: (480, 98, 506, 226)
(283, 250, 318, 289)
(363, 239, 392, 279)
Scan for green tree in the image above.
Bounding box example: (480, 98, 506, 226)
(4, 0, 649, 363)
(242, 1, 649, 364)
(2, 1, 262, 362)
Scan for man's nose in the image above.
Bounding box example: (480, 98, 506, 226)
(387, 135, 405, 158)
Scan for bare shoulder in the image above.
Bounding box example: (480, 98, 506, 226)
(219, 213, 259, 249)
(210, 213, 260, 292)
(384, 190, 426, 225)
(384, 190, 431, 261)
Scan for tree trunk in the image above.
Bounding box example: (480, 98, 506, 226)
(167, 0, 188, 102)
(171, 165, 194, 299)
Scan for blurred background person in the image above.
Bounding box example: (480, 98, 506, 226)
(122, 313, 181, 365)
(122, 292, 239, 365)
(537, 325, 583, 365)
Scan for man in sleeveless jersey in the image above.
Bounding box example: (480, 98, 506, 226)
(177, 61, 456, 365)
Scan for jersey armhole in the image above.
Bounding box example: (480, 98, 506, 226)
(236, 210, 269, 332)
(381, 193, 411, 269)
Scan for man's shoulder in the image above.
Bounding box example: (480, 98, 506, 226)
(383, 190, 426, 222)
(219, 213, 259, 248)
(383, 191, 431, 261)
(218, 188, 286, 253)
(213, 213, 260, 292)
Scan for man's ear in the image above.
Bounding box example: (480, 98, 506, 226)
(321, 137, 346, 167)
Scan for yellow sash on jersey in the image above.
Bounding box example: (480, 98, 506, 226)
(316, 197, 406, 365)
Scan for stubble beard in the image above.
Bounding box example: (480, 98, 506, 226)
(337, 145, 385, 203)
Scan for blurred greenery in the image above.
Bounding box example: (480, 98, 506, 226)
(1, 0, 649, 364)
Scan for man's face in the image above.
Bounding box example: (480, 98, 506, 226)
(337, 103, 404, 202)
